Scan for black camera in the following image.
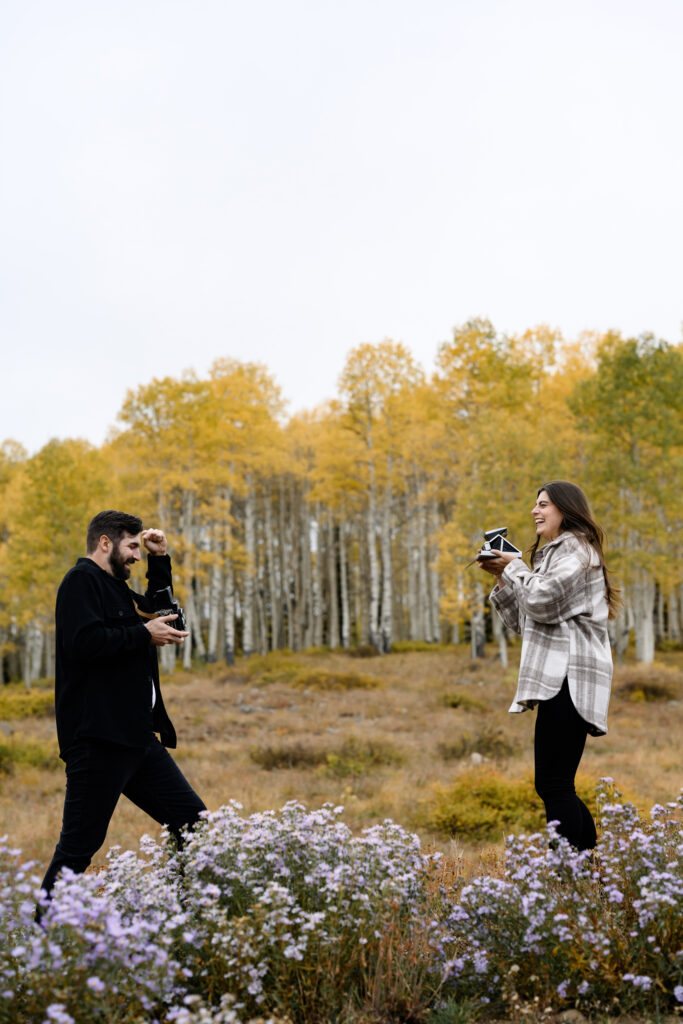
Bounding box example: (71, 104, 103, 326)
(151, 587, 187, 632)
(477, 526, 522, 560)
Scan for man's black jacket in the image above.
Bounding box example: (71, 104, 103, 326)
(54, 555, 177, 758)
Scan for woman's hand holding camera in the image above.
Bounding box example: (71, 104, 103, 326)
(145, 614, 188, 646)
(478, 549, 520, 583)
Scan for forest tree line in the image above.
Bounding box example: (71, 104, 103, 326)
(1, 320, 681, 685)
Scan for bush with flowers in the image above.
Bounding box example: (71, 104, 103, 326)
(439, 780, 683, 1018)
(0, 783, 682, 1022)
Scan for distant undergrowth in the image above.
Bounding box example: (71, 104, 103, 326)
(437, 727, 518, 763)
(250, 737, 404, 775)
(0, 689, 54, 719)
(0, 738, 58, 773)
(288, 669, 383, 691)
(439, 691, 487, 712)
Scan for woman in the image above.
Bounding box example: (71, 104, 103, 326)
(480, 480, 619, 851)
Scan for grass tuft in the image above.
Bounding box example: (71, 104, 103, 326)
(437, 727, 518, 762)
(439, 691, 487, 712)
(289, 669, 383, 691)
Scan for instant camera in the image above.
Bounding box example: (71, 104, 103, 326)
(151, 586, 187, 632)
(478, 527, 522, 559)
(466, 526, 522, 567)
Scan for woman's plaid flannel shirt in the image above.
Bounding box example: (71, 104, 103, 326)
(490, 530, 612, 736)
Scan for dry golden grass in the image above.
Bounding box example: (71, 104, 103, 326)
(0, 644, 681, 881)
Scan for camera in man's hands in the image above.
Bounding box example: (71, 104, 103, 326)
(151, 587, 187, 632)
(477, 526, 522, 560)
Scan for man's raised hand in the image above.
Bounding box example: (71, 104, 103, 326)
(142, 529, 167, 556)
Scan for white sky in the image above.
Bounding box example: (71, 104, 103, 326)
(2, 0, 682, 454)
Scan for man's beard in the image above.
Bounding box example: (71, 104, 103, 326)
(110, 542, 133, 580)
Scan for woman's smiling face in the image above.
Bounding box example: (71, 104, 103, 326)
(532, 490, 564, 542)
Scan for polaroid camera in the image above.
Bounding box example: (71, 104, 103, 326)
(477, 526, 522, 560)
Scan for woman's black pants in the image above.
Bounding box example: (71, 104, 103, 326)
(534, 678, 597, 851)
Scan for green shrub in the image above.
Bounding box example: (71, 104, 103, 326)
(437, 727, 517, 762)
(249, 743, 326, 770)
(324, 738, 405, 777)
(249, 737, 404, 775)
(440, 691, 487, 712)
(618, 680, 676, 703)
(425, 771, 544, 841)
(424, 770, 598, 841)
(0, 689, 55, 719)
(244, 652, 304, 686)
(347, 644, 381, 658)
(289, 669, 383, 691)
(0, 738, 59, 773)
(390, 640, 452, 653)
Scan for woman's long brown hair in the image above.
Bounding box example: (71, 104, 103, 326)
(528, 480, 621, 619)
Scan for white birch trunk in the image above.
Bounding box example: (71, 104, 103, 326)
(380, 479, 393, 652)
(366, 469, 381, 649)
(668, 587, 681, 642)
(632, 572, 656, 664)
(405, 496, 418, 641)
(265, 489, 280, 650)
(417, 500, 430, 641)
(491, 605, 508, 668)
(313, 503, 324, 647)
(243, 479, 256, 656)
(470, 581, 486, 659)
(224, 559, 236, 664)
(339, 518, 350, 648)
(608, 593, 632, 665)
(327, 515, 339, 648)
(428, 501, 442, 642)
(280, 479, 294, 650)
(207, 555, 222, 663)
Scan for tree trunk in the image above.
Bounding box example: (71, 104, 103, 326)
(380, 479, 393, 653)
(470, 582, 486, 659)
(631, 572, 656, 664)
(327, 515, 339, 648)
(656, 586, 666, 643)
(668, 587, 681, 642)
(608, 594, 632, 665)
(207, 543, 222, 663)
(366, 475, 381, 650)
(280, 478, 294, 650)
(339, 518, 350, 649)
(491, 604, 508, 668)
(243, 478, 257, 657)
(264, 487, 280, 650)
(428, 501, 442, 643)
(313, 502, 324, 647)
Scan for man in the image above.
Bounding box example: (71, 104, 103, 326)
(40, 509, 206, 900)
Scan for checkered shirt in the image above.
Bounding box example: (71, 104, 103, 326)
(489, 531, 613, 736)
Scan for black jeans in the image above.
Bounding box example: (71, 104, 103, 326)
(40, 735, 206, 897)
(534, 678, 597, 851)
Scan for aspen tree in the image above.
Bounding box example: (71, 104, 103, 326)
(338, 341, 424, 651)
(570, 334, 683, 662)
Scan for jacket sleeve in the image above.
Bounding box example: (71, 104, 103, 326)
(500, 542, 590, 624)
(58, 572, 150, 662)
(489, 581, 522, 634)
(131, 555, 174, 613)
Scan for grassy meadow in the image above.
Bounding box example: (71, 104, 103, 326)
(1, 642, 681, 876)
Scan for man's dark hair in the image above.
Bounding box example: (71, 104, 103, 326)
(86, 510, 143, 553)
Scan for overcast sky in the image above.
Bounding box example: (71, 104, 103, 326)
(2, 0, 681, 454)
